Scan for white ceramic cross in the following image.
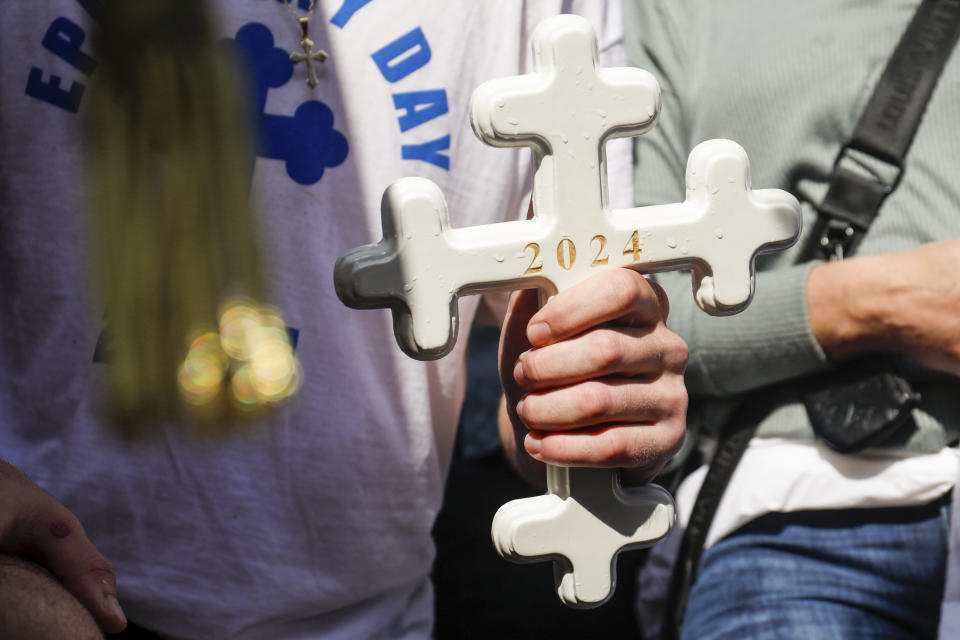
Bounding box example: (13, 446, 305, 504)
(334, 15, 801, 608)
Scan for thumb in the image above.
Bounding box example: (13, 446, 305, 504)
(14, 502, 127, 634)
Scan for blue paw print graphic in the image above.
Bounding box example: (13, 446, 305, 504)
(228, 23, 348, 185)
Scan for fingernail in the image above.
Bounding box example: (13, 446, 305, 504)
(104, 594, 126, 627)
(515, 398, 525, 418)
(527, 322, 551, 346)
(513, 359, 525, 385)
(525, 433, 541, 455)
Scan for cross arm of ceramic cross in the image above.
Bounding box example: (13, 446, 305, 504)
(333, 178, 554, 360)
(469, 15, 660, 152)
(491, 467, 675, 608)
(469, 14, 660, 223)
(615, 139, 802, 315)
(333, 140, 800, 359)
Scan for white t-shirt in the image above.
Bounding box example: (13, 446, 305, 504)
(0, 2, 631, 638)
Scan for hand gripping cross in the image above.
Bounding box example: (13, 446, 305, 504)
(334, 15, 801, 607)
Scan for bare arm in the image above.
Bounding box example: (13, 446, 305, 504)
(807, 239, 960, 375)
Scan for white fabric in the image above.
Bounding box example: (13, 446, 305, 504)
(0, 2, 630, 639)
(676, 439, 960, 550)
(636, 439, 959, 639)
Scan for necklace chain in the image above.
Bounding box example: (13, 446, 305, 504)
(283, 0, 316, 22)
(282, 0, 326, 88)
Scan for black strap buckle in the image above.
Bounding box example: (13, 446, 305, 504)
(815, 145, 903, 261)
(818, 218, 857, 261)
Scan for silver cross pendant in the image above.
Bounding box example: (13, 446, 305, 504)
(290, 17, 328, 88)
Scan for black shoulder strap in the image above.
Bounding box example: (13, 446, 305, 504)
(664, 3, 960, 638)
(805, 0, 960, 261)
(662, 402, 766, 637)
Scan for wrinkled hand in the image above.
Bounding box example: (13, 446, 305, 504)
(499, 268, 688, 483)
(809, 239, 960, 376)
(0, 459, 126, 633)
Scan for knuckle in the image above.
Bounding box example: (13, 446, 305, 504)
(659, 330, 689, 372)
(85, 561, 116, 586)
(665, 420, 686, 457)
(649, 280, 670, 319)
(577, 382, 613, 423)
(609, 429, 661, 469)
(663, 375, 689, 414)
(622, 429, 678, 471)
(600, 268, 644, 311)
(63, 543, 116, 584)
(590, 331, 625, 371)
(602, 430, 634, 466)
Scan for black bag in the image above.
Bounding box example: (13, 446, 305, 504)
(802, 355, 921, 453)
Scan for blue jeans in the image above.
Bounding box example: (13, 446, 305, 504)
(681, 497, 951, 640)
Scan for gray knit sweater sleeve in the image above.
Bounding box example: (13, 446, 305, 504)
(624, 1, 827, 397)
(623, 0, 960, 399)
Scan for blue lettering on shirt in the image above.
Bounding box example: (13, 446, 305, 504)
(43, 17, 97, 74)
(366, 26, 451, 169)
(25, 68, 84, 112)
(372, 28, 432, 83)
(227, 22, 349, 185)
(393, 90, 448, 132)
(25, 16, 95, 112)
(402, 135, 450, 171)
(330, 0, 374, 28)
